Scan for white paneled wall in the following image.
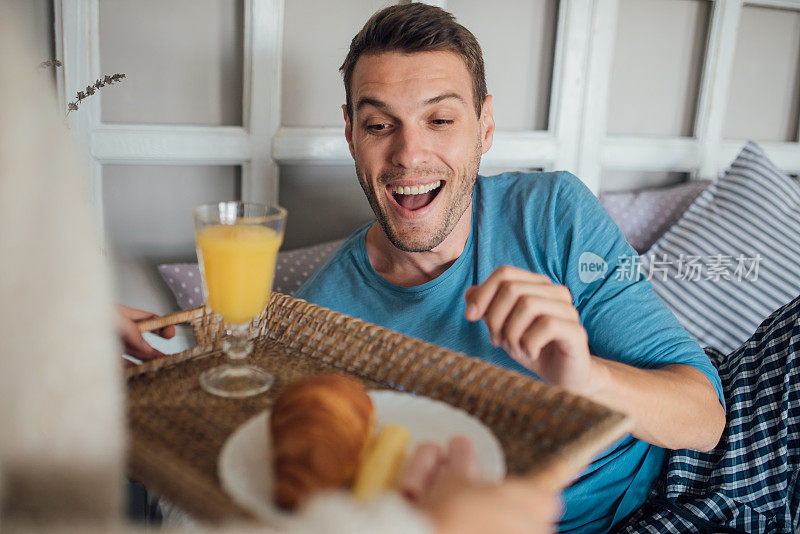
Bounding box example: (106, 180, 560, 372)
(724, 5, 800, 142)
(607, 0, 710, 138)
(101, 164, 241, 311)
(281, 0, 394, 127)
(47, 0, 800, 310)
(102, 165, 241, 258)
(601, 0, 800, 183)
(449, 0, 558, 131)
(99, 0, 244, 126)
(279, 165, 372, 248)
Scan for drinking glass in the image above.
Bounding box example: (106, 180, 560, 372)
(193, 201, 287, 398)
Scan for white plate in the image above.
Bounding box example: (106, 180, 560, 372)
(218, 390, 506, 525)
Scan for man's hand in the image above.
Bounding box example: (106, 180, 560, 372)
(117, 304, 175, 365)
(399, 436, 561, 534)
(464, 266, 725, 451)
(464, 265, 594, 393)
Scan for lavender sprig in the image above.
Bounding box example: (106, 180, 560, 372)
(38, 59, 63, 70)
(67, 73, 126, 115)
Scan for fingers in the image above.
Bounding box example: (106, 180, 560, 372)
(120, 316, 151, 354)
(117, 304, 158, 322)
(118, 304, 176, 340)
(158, 325, 176, 339)
(464, 266, 576, 353)
(444, 436, 478, 481)
(399, 436, 478, 504)
(479, 283, 565, 345)
(500, 297, 578, 359)
(120, 322, 164, 361)
(518, 316, 587, 365)
(464, 266, 553, 321)
(405, 438, 563, 534)
(117, 307, 166, 361)
(399, 442, 442, 502)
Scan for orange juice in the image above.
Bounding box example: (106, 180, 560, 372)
(196, 224, 283, 325)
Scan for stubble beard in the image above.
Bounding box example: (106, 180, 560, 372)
(355, 138, 482, 253)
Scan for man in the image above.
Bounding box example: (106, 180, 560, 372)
(297, 4, 799, 533)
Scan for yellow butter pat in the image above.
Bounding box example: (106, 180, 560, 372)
(352, 423, 411, 501)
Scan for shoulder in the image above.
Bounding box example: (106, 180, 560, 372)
(476, 171, 597, 220)
(294, 223, 370, 304)
(477, 170, 593, 202)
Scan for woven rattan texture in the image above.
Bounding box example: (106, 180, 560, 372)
(127, 293, 629, 522)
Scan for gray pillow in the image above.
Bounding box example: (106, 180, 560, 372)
(641, 141, 800, 353)
(158, 239, 343, 310)
(599, 180, 710, 253)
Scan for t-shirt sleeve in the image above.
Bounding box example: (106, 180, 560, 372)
(547, 172, 725, 408)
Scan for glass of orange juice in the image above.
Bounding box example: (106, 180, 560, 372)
(193, 201, 287, 398)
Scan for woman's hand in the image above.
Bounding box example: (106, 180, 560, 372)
(400, 436, 561, 534)
(116, 304, 175, 365)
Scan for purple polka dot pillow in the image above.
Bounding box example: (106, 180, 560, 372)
(159, 239, 344, 310)
(158, 263, 205, 310)
(598, 180, 710, 253)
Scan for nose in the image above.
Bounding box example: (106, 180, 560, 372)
(390, 124, 429, 169)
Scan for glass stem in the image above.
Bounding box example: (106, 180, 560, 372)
(223, 325, 253, 363)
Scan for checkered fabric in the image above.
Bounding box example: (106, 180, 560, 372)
(615, 294, 800, 533)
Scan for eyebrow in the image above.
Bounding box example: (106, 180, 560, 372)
(423, 93, 466, 106)
(355, 92, 467, 113)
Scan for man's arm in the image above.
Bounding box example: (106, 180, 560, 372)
(464, 265, 725, 452)
(587, 358, 724, 451)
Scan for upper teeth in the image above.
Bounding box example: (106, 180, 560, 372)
(391, 180, 442, 195)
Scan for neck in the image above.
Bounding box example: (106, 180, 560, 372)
(365, 201, 473, 287)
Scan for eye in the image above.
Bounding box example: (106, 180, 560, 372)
(430, 118, 454, 127)
(366, 123, 392, 133)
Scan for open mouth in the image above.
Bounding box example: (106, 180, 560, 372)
(389, 180, 444, 211)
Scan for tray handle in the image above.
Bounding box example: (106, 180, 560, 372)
(136, 306, 205, 333)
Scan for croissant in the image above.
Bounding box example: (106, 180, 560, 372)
(270, 374, 374, 510)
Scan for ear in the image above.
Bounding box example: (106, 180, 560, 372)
(343, 104, 356, 160)
(479, 95, 495, 155)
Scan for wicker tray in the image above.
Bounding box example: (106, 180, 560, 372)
(127, 292, 631, 523)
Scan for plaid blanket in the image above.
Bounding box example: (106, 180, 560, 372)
(616, 294, 800, 533)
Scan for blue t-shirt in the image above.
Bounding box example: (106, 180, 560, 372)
(295, 171, 725, 533)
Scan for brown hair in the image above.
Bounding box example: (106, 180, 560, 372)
(340, 3, 487, 120)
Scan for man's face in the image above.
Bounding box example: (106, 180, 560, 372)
(344, 51, 494, 252)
